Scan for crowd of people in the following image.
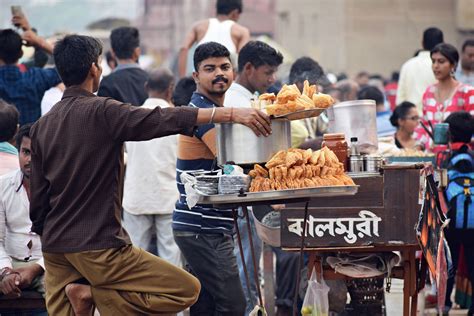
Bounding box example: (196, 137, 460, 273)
(0, 0, 474, 315)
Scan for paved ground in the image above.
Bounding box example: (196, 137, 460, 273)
(385, 279, 469, 315)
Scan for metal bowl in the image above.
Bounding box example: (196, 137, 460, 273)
(215, 119, 291, 165)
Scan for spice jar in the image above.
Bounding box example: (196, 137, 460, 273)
(322, 133, 348, 171)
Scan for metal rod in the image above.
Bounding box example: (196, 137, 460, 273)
(293, 201, 310, 316)
(233, 208, 255, 309)
(243, 206, 264, 307)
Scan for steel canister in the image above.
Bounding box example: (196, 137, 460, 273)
(364, 155, 384, 172)
(349, 155, 364, 173)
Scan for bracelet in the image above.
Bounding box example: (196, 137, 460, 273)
(209, 107, 216, 124)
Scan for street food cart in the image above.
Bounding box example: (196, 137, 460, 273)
(191, 81, 436, 316)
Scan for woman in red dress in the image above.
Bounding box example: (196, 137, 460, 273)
(417, 43, 474, 152)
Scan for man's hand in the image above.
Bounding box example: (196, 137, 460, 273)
(11, 14, 31, 31)
(14, 264, 43, 289)
(231, 108, 272, 137)
(21, 30, 41, 47)
(21, 31, 54, 54)
(0, 273, 21, 297)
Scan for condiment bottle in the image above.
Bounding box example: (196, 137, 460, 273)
(322, 133, 348, 171)
(349, 137, 364, 173)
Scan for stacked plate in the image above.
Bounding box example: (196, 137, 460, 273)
(195, 174, 220, 195)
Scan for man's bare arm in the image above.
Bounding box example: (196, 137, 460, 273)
(178, 25, 198, 77)
(235, 25, 251, 53)
(196, 107, 272, 137)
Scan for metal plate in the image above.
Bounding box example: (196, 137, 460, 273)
(197, 185, 359, 205)
(272, 108, 326, 121)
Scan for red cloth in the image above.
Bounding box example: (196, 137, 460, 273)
(415, 83, 474, 153)
(384, 82, 398, 111)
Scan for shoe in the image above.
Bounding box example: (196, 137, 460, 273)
(425, 294, 437, 308)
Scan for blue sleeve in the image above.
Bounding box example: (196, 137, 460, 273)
(36, 68, 62, 91)
(194, 123, 214, 140)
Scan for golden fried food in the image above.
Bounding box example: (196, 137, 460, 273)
(249, 170, 258, 178)
(269, 167, 275, 180)
(312, 93, 335, 109)
(249, 147, 354, 191)
(265, 150, 286, 169)
(259, 93, 276, 102)
(255, 164, 269, 178)
(264, 80, 333, 117)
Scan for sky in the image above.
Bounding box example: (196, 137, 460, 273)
(0, 0, 142, 35)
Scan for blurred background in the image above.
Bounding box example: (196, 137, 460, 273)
(1, 0, 474, 78)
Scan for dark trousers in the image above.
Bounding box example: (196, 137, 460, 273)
(174, 231, 246, 316)
(445, 231, 474, 312)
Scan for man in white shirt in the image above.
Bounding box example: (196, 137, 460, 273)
(223, 40, 283, 315)
(396, 27, 444, 113)
(0, 124, 45, 297)
(122, 68, 182, 267)
(178, 0, 250, 77)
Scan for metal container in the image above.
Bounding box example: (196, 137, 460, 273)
(215, 119, 291, 165)
(327, 100, 378, 153)
(364, 155, 384, 172)
(349, 155, 364, 173)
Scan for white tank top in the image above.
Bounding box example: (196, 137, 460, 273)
(197, 18, 237, 54)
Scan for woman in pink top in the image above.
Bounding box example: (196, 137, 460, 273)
(417, 43, 474, 152)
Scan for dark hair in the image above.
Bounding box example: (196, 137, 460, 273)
(0, 29, 23, 64)
(422, 27, 444, 51)
(289, 57, 325, 85)
(462, 39, 474, 52)
(445, 111, 474, 143)
(0, 100, 19, 142)
(193, 42, 230, 71)
(110, 27, 140, 60)
(15, 123, 32, 151)
(146, 68, 174, 93)
(389, 101, 416, 127)
(54, 35, 102, 87)
(431, 43, 459, 67)
(172, 77, 196, 106)
(391, 71, 399, 82)
(237, 41, 283, 72)
(216, 0, 242, 15)
(357, 86, 384, 106)
(105, 51, 117, 67)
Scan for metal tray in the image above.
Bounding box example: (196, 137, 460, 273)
(271, 108, 326, 121)
(197, 185, 359, 205)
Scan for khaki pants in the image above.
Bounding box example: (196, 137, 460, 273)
(43, 245, 200, 316)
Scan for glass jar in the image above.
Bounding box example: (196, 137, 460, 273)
(322, 133, 348, 171)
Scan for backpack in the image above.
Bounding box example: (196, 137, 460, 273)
(445, 151, 474, 230)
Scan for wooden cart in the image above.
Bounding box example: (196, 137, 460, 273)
(279, 165, 427, 316)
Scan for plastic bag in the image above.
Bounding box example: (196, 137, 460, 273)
(301, 268, 329, 316)
(326, 252, 400, 278)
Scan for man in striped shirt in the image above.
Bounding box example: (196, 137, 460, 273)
(173, 42, 268, 315)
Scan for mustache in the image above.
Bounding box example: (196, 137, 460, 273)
(212, 76, 229, 84)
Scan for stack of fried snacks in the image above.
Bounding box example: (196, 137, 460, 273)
(248, 147, 355, 192)
(260, 80, 335, 117)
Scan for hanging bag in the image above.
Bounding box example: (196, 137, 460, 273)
(301, 267, 330, 316)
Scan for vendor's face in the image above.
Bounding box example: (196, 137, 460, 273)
(399, 107, 419, 135)
(193, 57, 233, 96)
(19, 137, 31, 178)
(246, 64, 278, 94)
(432, 52, 453, 81)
